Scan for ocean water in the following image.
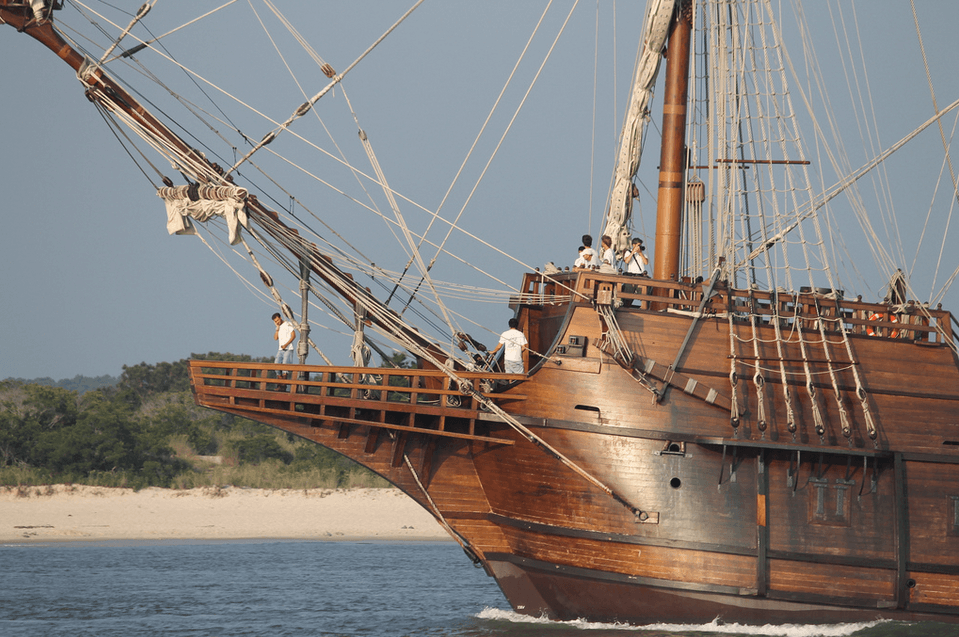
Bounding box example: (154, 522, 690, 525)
(0, 540, 955, 637)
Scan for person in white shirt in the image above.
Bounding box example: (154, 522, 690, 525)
(490, 318, 528, 374)
(577, 234, 597, 270)
(622, 237, 649, 308)
(573, 245, 588, 270)
(272, 312, 297, 379)
(601, 234, 616, 268)
(623, 237, 649, 275)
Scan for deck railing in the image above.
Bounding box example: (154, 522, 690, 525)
(516, 270, 954, 344)
(189, 361, 525, 446)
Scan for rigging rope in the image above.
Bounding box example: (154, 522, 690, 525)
(405, 0, 581, 307)
(358, 129, 459, 351)
(387, 1, 555, 304)
(746, 292, 767, 433)
(225, 0, 424, 177)
(813, 299, 852, 440)
(101, 1, 241, 64)
(96, 0, 154, 66)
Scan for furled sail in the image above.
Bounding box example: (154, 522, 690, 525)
(158, 185, 249, 245)
(602, 0, 676, 255)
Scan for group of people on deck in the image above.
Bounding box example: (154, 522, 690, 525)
(266, 233, 649, 381)
(268, 311, 530, 378)
(574, 233, 648, 276)
(488, 233, 650, 376)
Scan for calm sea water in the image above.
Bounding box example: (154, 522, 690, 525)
(0, 540, 955, 637)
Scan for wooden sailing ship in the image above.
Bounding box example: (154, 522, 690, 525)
(5, 0, 959, 626)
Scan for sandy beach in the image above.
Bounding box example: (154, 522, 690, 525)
(0, 485, 451, 543)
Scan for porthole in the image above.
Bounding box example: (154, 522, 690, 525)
(660, 441, 686, 456)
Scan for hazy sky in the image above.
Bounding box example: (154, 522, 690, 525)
(2, 0, 958, 381)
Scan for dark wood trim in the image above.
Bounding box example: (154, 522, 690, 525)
(306, 414, 513, 445)
(902, 452, 959, 465)
(757, 450, 769, 597)
(904, 603, 959, 617)
(484, 413, 897, 458)
(908, 562, 959, 576)
(438, 511, 489, 521)
(765, 589, 895, 610)
(767, 550, 896, 570)
(895, 452, 909, 609)
(706, 438, 892, 458)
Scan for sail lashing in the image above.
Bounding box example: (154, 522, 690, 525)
(159, 184, 249, 245)
(602, 0, 677, 257)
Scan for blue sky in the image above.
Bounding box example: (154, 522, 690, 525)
(2, 0, 958, 381)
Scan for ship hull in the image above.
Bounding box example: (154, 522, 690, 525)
(189, 272, 959, 625)
(487, 555, 956, 625)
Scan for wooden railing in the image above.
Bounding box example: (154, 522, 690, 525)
(189, 361, 525, 446)
(516, 270, 954, 344)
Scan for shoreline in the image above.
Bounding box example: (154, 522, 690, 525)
(0, 485, 452, 544)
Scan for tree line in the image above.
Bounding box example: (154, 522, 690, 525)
(0, 353, 394, 490)
(3, 373, 120, 395)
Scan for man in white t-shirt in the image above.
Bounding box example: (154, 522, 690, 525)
(576, 234, 597, 270)
(490, 318, 528, 374)
(621, 237, 649, 308)
(623, 237, 648, 275)
(272, 312, 297, 379)
(601, 234, 617, 267)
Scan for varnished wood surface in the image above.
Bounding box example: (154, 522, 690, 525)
(188, 272, 959, 623)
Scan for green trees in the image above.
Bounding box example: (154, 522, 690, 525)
(118, 352, 271, 399)
(0, 354, 387, 490)
(0, 383, 185, 488)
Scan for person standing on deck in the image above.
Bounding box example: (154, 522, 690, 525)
(579, 234, 597, 269)
(621, 237, 649, 307)
(623, 237, 649, 275)
(272, 312, 297, 379)
(490, 318, 528, 374)
(601, 234, 617, 268)
(573, 245, 589, 270)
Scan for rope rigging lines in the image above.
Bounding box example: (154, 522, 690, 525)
(49, 0, 959, 374)
(63, 0, 578, 367)
(225, 0, 425, 177)
(723, 287, 885, 444)
(680, 0, 959, 319)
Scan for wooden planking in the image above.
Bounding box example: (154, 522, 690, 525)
(902, 460, 959, 565)
(766, 453, 896, 560)
(910, 571, 959, 606)
(506, 303, 959, 455)
(769, 559, 896, 600)
(202, 402, 515, 558)
(473, 431, 759, 550)
(498, 526, 756, 590)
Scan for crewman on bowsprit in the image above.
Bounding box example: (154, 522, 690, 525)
(272, 312, 297, 379)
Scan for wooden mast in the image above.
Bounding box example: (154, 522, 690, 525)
(653, 0, 692, 282)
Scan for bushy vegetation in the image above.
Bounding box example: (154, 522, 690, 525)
(2, 374, 119, 395)
(0, 353, 390, 490)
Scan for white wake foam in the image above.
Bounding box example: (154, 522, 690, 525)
(475, 607, 888, 636)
